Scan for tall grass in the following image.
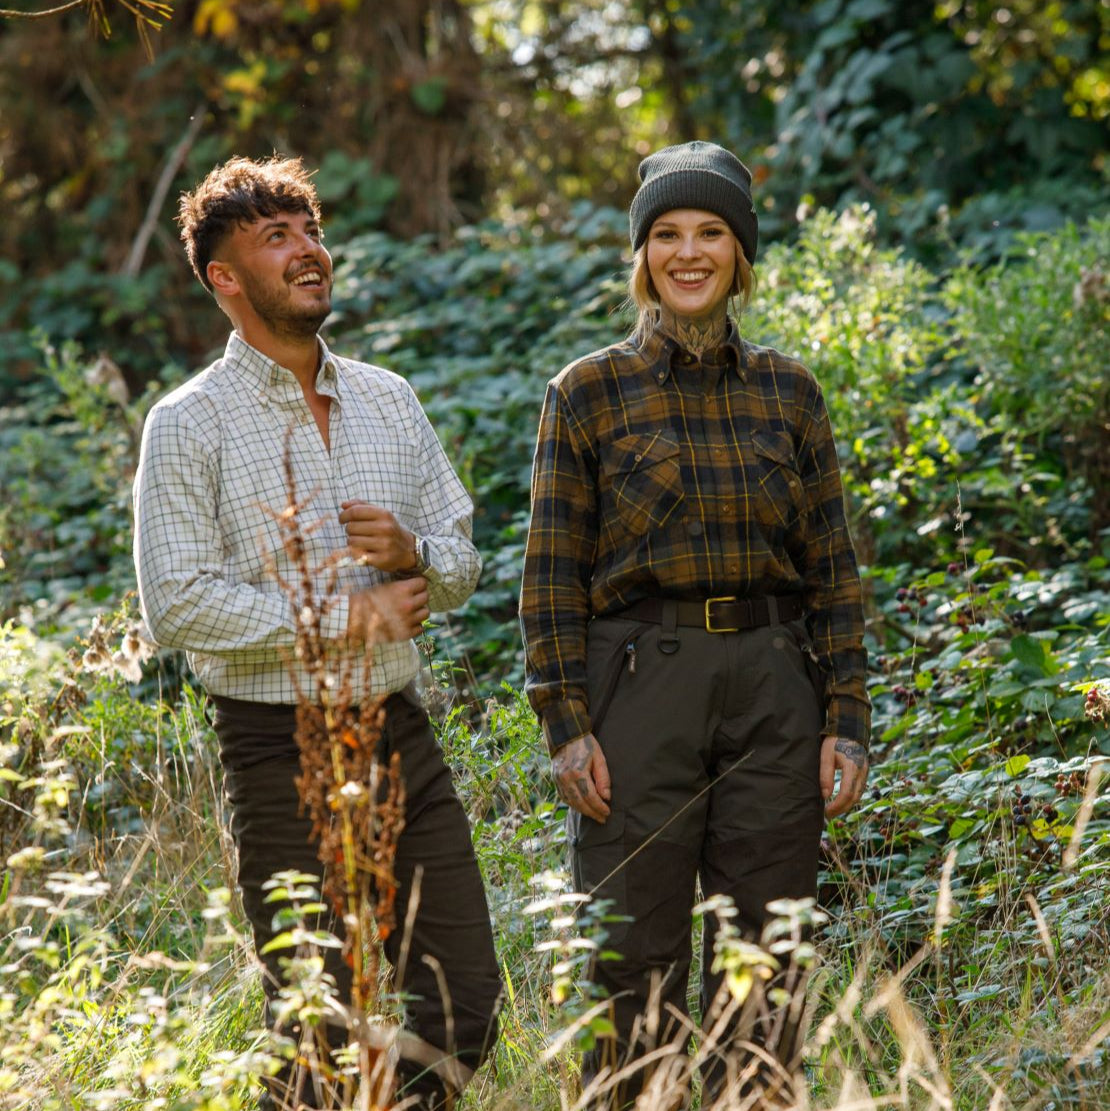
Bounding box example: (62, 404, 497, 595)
(2, 608, 1106, 1110)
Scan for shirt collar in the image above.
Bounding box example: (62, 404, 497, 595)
(638, 319, 748, 384)
(223, 331, 341, 404)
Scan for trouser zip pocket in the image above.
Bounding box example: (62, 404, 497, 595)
(589, 623, 651, 735)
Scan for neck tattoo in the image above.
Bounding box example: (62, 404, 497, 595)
(659, 305, 728, 359)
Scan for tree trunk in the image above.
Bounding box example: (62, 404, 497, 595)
(367, 0, 486, 240)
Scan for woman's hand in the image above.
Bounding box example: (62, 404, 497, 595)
(821, 736, 869, 818)
(552, 733, 612, 823)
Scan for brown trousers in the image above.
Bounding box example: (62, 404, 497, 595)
(211, 687, 501, 1110)
(571, 610, 825, 1106)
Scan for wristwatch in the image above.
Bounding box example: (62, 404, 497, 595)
(412, 534, 432, 575)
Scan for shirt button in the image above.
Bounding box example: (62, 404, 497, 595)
(722, 504, 733, 514)
(687, 521, 704, 537)
(657, 372, 665, 382)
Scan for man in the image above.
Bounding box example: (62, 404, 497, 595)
(133, 155, 500, 1109)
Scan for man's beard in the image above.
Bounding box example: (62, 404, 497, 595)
(241, 271, 331, 340)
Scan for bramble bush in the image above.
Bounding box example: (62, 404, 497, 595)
(944, 218, 1109, 537)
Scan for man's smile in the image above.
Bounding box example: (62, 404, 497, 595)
(290, 269, 325, 287)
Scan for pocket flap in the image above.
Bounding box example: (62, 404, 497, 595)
(567, 807, 626, 850)
(751, 427, 796, 467)
(602, 432, 680, 478)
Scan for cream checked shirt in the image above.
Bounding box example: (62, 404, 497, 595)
(133, 331, 480, 703)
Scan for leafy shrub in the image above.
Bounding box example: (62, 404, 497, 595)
(0, 340, 153, 638)
(746, 206, 949, 565)
(944, 217, 1109, 536)
(822, 546, 1110, 1102)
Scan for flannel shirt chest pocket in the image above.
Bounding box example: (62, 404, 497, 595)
(751, 427, 804, 529)
(601, 431, 685, 536)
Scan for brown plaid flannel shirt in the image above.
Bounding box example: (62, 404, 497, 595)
(520, 324, 870, 753)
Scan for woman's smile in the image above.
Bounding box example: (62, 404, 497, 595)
(647, 208, 737, 318)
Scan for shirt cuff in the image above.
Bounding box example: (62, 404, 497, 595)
(540, 698, 592, 755)
(822, 694, 871, 748)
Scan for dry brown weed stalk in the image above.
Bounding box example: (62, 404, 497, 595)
(260, 433, 407, 1107)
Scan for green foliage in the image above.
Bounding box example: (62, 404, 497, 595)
(944, 218, 1109, 531)
(818, 547, 1110, 1104)
(0, 6, 1107, 1104)
(0, 201, 1105, 1110)
(4, 0, 1106, 395)
(0, 0, 484, 388)
(746, 206, 947, 563)
(6, 207, 1103, 690)
(677, 0, 1109, 257)
(0, 340, 148, 637)
(1, 592, 1107, 1107)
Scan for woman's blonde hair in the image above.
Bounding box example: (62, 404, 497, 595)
(627, 235, 755, 344)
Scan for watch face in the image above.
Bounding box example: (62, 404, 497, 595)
(418, 538, 431, 572)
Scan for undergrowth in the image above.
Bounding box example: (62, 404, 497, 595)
(0, 574, 1106, 1108)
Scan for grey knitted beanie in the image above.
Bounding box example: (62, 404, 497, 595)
(629, 140, 758, 263)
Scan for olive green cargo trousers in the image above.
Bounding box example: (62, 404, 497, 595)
(570, 607, 826, 1106)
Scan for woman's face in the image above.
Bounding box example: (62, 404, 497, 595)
(646, 208, 737, 318)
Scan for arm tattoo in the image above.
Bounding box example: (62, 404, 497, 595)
(834, 739, 868, 769)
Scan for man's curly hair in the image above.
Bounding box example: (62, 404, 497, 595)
(177, 155, 321, 292)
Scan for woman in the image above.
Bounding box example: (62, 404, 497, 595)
(519, 141, 870, 1104)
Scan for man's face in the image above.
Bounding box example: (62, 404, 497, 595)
(213, 208, 333, 341)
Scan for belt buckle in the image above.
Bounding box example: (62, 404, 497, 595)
(705, 596, 740, 633)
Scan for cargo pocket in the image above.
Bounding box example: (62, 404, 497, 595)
(567, 808, 629, 942)
(601, 432, 684, 536)
(751, 427, 804, 529)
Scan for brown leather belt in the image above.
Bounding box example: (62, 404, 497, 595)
(617, 594, 805, 633)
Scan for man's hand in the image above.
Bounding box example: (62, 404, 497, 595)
(552, 733, 612, 823)
(821, 736, 869, 818)
(347, 578, 429, 643)
(339, 500, 417, 574)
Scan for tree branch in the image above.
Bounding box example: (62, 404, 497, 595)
(122, 102, 206, 278)
(0, 0, 84, 17)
